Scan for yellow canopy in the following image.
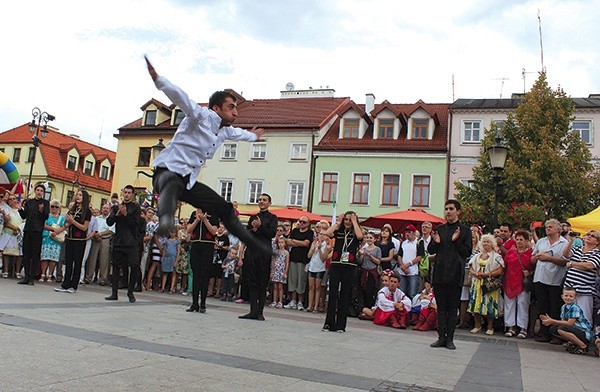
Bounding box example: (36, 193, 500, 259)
(568, 207, 600, 234)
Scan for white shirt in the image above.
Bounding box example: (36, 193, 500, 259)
(532, 235, 568, 286)
(96, 214, 115, 238)
(376, 287, 412, 312)
(399, 238, 419, 276)
(152, 76, 258, 190)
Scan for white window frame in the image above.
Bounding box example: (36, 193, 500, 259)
(144, 110, 157, 126)
(247, 180, 264, 204)
(221, 143, 238, 160)
(381, 173, 401, 206)
(287, 181, 305, 207)
(462, 120, 482, 143)
(84, 160, 94, 175)
(218, 179, 234, 202)
(350, 172, 370, 205)
(250, 143, 267, 160)
(67, 155, 78, 170)
(410, 174, 431, 208)
(571, 120, 593, 145)
(458, 178, 476, 189)
(100, 165, 110, 180)
(289, 142, 309, 161)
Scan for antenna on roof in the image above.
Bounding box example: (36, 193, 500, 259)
(492, 77, 510, 98)
(538, 9, 545, 71)
(522, 68, 536, 93)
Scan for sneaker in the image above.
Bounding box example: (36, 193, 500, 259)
(269, 302, 276, 308)
(276, 302, 283, 309)
(54, 287, 68, 292)
(181, 291, 189, 296)
(235, 298, 246, 304)
(284, 300, 297, 309)
(66, 288, 76, 293)
(297, 302, 305, 311)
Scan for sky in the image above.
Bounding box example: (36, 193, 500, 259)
(1, 0, 599, 152)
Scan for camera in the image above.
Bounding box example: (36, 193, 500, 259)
(569, 231, 580, 237)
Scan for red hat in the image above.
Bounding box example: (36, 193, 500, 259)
(404, 224, 417, 231)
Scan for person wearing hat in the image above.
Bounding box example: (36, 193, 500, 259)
(396, 224, 424, 299)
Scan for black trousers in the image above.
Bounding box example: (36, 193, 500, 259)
(433, 283, 462, 341)
(243, 253, 270, 316)
(324, 264, 356, 331)
(153, 169, 270, 256)
(534, 282, 563, 338)
(22, 231, 42, 282)
(62, 239, 87, 290)
(190, 243, 213, 308)
(111, 246, 140, 295)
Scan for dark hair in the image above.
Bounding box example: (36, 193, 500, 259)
(563, 286, 577, 294)
(209, 91, 237, 111)
(513, 229, 530, 241)
(124, 184, 135, 193)
(111, 193, 119, 199)
(445, 199, 461, 210)
(500, 222, 512, 231)
(423, 276, 431, 284)
(390, 271, 401, 281)
(260, 193, 272, 203)
(69, 189, 90, 224)
(35, 183, 46, 192)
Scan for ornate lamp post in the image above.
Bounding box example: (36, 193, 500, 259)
(486, 133, 509, 230)
(27, 107, 55, 194)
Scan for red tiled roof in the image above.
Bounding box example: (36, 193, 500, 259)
(0, 124, 116, 192)
(316, 101, 449, 152)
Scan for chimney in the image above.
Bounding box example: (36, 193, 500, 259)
(365, 93, 375, 114)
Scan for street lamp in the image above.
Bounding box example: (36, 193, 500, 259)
(27, 107, 55, 195)
(486, 133, 509, 230)
(137, 138, 167, 207)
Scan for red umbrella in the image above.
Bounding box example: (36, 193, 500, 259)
(241, 207, 331, 224)
(361, 209, 445, 233)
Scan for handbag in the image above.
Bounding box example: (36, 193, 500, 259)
(51, 223, 65, 244)
(481, 276, 502, 293)
(516, 251, 533, 292)
(463, 269, 473, 287)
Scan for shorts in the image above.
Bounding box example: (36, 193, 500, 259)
(549, 325, 590, 344)
(308, 271, 325, 280)
(287, 261, 308, 294)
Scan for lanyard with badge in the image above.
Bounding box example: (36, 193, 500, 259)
(340, 229, 352, 263)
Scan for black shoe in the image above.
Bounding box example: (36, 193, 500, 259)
(186, 305, 200, 312)
(430, 339, 447, 348)
(133, 287, 142, 293)
(257, 314, 265, 321)
(199, 307, 207, 313)
(446, 340, 456, 350)
(105, 294, 118, 301)
(127, 292, 136, 303)
(322, 324, 331, 332)
(239, 313, 258, 320)
(17, 279, 30, 285)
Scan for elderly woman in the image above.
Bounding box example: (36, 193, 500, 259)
(40, 199, 66, 282)
(0, 194, 24, 278)
(562, 230, 600, 324)
(503, 230, 534, 339)
(467, 234, 505, 335)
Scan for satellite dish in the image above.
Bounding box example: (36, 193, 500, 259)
(285, 82, 295, 91)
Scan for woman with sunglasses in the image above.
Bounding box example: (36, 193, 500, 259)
(562, 230, 600, 324)
(40, 199, 66, 283)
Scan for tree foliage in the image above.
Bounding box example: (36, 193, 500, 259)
(456, 71, 600, 229)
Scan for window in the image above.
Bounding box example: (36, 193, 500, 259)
(352, 173, 370, 204)
(27, 147, 36, 163)
(173, 109, 185, 125)
(378, 119, 394, 139)
(67, 155, 77, 170)
(100, 198, 108, 207)
(343, 118, 359, 138)
(459, 179, 476, 189)
(44, 183, 52, 200)
(66, 190, 74, 205)
(144, 110, 156, 126)
(412, 175, 431, 207)
(463, 120, 482, 143)
(321, 172, 338, 203)
(288, 182, 304, 206)
(290, 143, 308, 161)
(492, 120, 503, 132)
(250, 143, 267, 160)
(412, 119, 429, 139)
(381, 174, 400, 206)
(137, 147, 151, 167)
(248, 180, 264, 204)
(84, 161, 93, 175)
(100, 165, 109, 180)
(572, 120, 592, 145)
(219, 179, 233, 202)
(13, 148, 21, 163)
(221, 143, 237, 160)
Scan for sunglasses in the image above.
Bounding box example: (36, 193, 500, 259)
(51, 205, 60, 208)
(298, 220, 308, 224)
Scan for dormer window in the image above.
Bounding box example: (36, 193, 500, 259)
(100, 165, 109, 180)
(378, 119, 394, 139)
(144, 110, 157, 126)
(343, 118, 359, 138)
(412, 119, 428, 139)
(174, 109, 185, 126)
(67, 155, 77, 170)
(84, 160, 93, 175)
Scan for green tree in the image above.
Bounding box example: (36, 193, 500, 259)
(456, 71, 599, 228)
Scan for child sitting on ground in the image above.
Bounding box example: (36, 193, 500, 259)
(411, 277, 438, 331)
(373, 271, 411, 328)
(359, 269, 392, 320)
(220, 246, 238, 301)
(540, 286, 594, 355)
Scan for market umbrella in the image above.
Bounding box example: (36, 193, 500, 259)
(568, 206, 600, 234)
(241, 207, 331, 224)
(361, 209, 446, 233)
